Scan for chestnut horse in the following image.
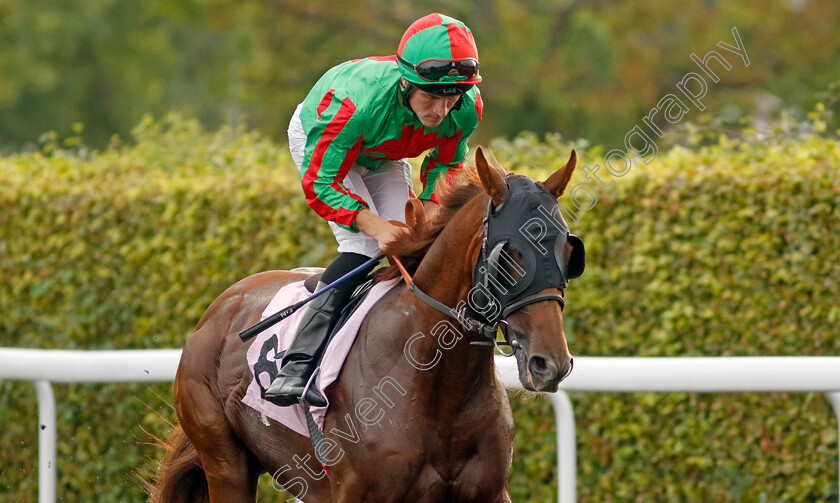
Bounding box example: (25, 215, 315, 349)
(150, 147, 582, 502)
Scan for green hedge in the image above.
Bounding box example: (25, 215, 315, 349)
(0, 115, 335, 501)
(1, 116, 838, 501)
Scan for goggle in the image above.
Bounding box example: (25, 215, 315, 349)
(397, 55, 480, 83)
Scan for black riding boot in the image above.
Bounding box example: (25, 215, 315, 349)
(263, 285, 348, 406)
(263, 252, 375, 407)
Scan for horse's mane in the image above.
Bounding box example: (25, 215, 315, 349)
(375, 162, 504, 281)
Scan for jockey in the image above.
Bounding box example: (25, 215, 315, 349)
(265, 13, 484, 406)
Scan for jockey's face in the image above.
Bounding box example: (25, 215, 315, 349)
(407, 86, 461, 128)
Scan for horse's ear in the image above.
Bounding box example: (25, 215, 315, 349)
(541, 149, 577, 199)
(405, 198, 426, 230)
(475, 146, 508, 205)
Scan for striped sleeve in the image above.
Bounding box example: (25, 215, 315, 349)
(300, 90, 368, 232)
(419, 91, 483, 202)
(418, 131, 466, 202)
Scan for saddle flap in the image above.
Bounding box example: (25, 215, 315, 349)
(303, 273, 323, 293)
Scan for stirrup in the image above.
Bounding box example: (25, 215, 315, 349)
(299, 367, 324, 407)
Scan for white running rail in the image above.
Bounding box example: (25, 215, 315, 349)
(2, 348, 839, 503)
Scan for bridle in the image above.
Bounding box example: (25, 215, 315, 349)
(391, 176, 585, 355)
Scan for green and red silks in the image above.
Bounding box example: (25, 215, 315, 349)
(298, 56, 482, 231)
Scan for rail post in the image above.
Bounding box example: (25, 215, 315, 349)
(33, 380, 56, 503)
(548, 390, 576, 503)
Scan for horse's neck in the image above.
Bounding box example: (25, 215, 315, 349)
(405, 198, 497, 408)
(413, 199, 485, 307)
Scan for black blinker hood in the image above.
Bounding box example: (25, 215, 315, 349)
(473, 176, 585, 322)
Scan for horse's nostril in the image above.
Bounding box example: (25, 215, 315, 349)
(528, 356, 558, 381)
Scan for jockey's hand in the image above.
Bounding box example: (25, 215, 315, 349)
(355, 209, 411, 251)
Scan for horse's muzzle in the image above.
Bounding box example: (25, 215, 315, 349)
(527, 354, 573, 392)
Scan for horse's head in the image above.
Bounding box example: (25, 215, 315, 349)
(472, 147, 585, 392)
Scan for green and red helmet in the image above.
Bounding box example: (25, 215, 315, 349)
(397, 13, 481, 96)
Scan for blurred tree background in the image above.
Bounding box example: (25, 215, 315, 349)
(0, 0, 838, 151)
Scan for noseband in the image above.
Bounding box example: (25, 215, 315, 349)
(394, 176, 585, 351)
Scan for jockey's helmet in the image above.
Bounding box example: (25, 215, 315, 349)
(397, 13, 481, 97)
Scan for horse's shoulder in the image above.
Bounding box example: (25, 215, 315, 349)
(355, 281, 428, 342)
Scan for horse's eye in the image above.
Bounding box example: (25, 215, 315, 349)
(494, 245, 527, 287)
(503, 245, 526, 269)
